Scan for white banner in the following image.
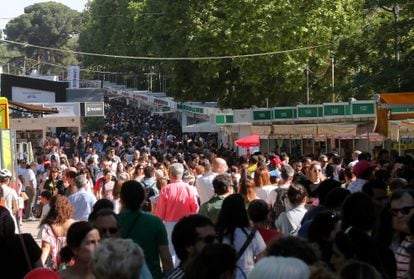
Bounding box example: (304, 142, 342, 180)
(12, 86, 55, 103)
(67, 66, 80, 88)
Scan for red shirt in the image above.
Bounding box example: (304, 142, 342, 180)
(257, 227, 283, 244)
(155, 179, 199, 222)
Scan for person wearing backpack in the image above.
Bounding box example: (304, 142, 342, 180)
(274, 184, 308, 236)
(268, 164, 295, 226)
(141, 166, 158, 212)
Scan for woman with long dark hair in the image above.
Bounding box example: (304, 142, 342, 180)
(59, 221, 100, 278)
(216, 194, 266, 279)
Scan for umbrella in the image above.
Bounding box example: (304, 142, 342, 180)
(235, 134, 260, 148)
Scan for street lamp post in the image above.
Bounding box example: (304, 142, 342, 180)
(306, 65, 310, 105)
(393, 2, 400, 63)
(331, 56, 335, 103)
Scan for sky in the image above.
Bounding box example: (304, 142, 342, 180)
(0, 0, 88, 30)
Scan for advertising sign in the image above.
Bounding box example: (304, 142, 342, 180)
(1, 130, 12, 172)
(85, 102, 104, 117)
(67, 66, 80, 88)
(0, 97, 9, 129)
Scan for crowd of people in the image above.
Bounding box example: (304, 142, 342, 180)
(1, 98, 414, 279)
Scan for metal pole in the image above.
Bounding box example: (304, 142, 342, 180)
(393, 2, 400, 88)
(353, 138, 355, 152)
(312, 139, 315, 156)
(338, 139, 341, 157)
(23, 56, 26, 76)
(300, 137, 303, 156)
(331, 57, 335, 102)
(393, 3, 400, 63)
(159, 73, 162, 92)
(306, 66, 310, 105)
(368, 133, 371, 156)
(398, 126, 401, 156)
(150, 74, 153, 92)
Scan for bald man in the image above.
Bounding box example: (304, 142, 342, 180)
(195, 157, 229, 204)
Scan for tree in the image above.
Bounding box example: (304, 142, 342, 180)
(4, 1, 82, 74)
(80, 0, 414, 108)
(0, 42, 22, 75)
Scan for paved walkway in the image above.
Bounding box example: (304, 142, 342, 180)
(19, 219, 42, 246)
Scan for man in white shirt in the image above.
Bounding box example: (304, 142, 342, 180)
(195, 158, 228, 205)
(348, 150, 361, 168)
(84, 147, 100, 165)
(68, 172, 97, 221)
(23, 162, 38, 220)
(0, 169, 19, 232)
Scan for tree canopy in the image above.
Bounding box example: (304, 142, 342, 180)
(3, 1, 413, 109)
(3, 1, 82, 74)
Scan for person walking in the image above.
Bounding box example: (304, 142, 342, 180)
(59, 221, 100, 279)
(216, 194, 266, 279)
(155, 163, 199, 266)
(23, 162, 38, 220)
(0, 169, 19, 233)
(118, 180, 173, 279)
(38, 195, 75, 270)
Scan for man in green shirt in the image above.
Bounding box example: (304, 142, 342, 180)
(118, 180, 173, 279)
(199, 173, 233, 224)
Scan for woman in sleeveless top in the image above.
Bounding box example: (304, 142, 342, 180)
(38, 195, 75, 271)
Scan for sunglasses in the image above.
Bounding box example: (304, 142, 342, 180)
(391, 206, 414, 216)
(99, 227, 119, 235)
(196, 234, 217, 244)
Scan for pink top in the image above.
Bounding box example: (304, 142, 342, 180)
(155, 179, 199, 222)
(39, 224, 66, 270)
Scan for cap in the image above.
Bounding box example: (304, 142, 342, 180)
(352, 160, 377, 178)
(271, 156, 282, 166)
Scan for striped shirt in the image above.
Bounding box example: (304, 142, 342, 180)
(165, 266, 185, 279)
(395, 237, 414, 279)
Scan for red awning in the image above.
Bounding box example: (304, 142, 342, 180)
(375, 92, 414, 137)
(235, 134, 260, 148)
(379, 92, 414, 107)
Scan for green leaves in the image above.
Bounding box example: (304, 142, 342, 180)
(3, 2, 82, 74)
(78, 0, 414, 107)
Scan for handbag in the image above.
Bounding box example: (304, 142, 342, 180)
(21, 192, 29, 201)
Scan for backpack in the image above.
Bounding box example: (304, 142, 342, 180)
(141, 180, 156, 212)
(271, 188, 289, 224)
